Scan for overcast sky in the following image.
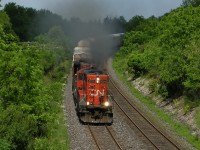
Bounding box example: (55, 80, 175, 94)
(1, 0, 182, 21)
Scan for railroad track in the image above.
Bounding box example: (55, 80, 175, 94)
(87, 124, 123, 150)
(109, 77, 183, 150)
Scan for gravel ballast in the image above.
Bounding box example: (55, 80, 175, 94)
(64, 57, 192, 150)
(64, 61, 148, 149)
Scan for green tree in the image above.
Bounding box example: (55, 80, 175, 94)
(115, 6, 200, 99)
(0, 7, 70, 148)
(4, 3, 37, 41)
(125, 15, 145, 32)
(33, 9, 65, 38)
(4, 3, 68, 41)
(0, 12, 15, 35)
(182, 0, 200, 7)
(103, 16, 126, 33)
(0, 24, 50, 149)
(183, 40, 200, 98)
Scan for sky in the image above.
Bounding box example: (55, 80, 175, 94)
(1, 0, 183, 21)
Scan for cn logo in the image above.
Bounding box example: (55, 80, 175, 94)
(90, 90, 104, 97)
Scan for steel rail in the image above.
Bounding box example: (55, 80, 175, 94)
(109, 77, 181, 150)
(105, 125, 123, 150)
(88, 125, 101, 150)
(88, 124, 123, 150)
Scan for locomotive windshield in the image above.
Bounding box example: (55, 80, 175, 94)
(78, 74, 83, 80)
(88, 79, 95, 83)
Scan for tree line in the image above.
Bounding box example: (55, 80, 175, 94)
(0, 2, 126, 149)
(114, 2, 200, 103)
(0, 2, 71, 149)
(3, 2, 126, 43)
(1, 0, 200, 149)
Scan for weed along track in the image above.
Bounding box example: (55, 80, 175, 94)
(109, 77, 183, 150)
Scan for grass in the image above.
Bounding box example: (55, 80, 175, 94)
(44, 61, 71, 150)
(34, 108, 70, 150)
(196, 106, 200, 129)
(46, 106, 70, 150)
(34, 60, 71, 150)
(112, 57, 200, 150)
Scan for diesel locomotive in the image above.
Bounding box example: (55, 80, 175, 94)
(72, 39, 113, 124)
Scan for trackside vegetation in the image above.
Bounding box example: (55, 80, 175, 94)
(1, 0, 200, 149)
(0, 2, 126, 149)
(113, 5, 200, 149)
(0, 11, 70, 149)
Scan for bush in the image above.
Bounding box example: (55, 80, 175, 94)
(0, 139, 12, 150)
(127, 53, 146, 78)
(115, 6, 200, 100)
(0, 22, 70, 149)
(148, 79, 158, 93)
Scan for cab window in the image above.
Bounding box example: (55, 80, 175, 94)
(78, 74, 83, 80)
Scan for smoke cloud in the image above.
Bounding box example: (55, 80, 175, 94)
(59, 0, 105, 21)
(2, 0, 182, 21)
(40, 0, 182, 21)
(49, 0, 123, 63)
(1, 0, 181, 66)
(39, 0, 111, 22)
(49, 0, 124, 66)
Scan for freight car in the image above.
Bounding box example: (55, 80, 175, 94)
(72, 39, 91, 76)
(72, 39, 113, 124)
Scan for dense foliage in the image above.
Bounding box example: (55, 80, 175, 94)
(3, 3, 65, 41)
(114, 6, 200, 101)
(0, 2, 128, 149)
(2, 0, 200, 149)
(182, 0, 200, 7)
(4, 2, 126, 43)
(0, 10, 70, 149)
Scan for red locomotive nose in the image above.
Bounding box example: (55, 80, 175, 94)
(86, 74, 108, 106)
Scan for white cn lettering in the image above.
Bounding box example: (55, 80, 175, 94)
(90, 90, 104, 97)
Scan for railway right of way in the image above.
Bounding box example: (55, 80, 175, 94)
(87, 124, 123, 150)
(108, 76, 185, 150)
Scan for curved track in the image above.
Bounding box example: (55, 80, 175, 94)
(87, 124, 123, 150)
(109, 77, 183, 150)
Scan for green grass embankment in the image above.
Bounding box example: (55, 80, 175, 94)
(113, 58, 200, 150)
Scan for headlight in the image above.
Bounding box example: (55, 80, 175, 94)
(96, 77, 100, 83)
(86, 102, 90, 106)
(104, 101, 109, 107)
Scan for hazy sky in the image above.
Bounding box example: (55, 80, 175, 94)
(1, 0, 182, 21)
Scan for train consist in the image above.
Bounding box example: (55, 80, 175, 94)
(72, 39, 113, 124)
